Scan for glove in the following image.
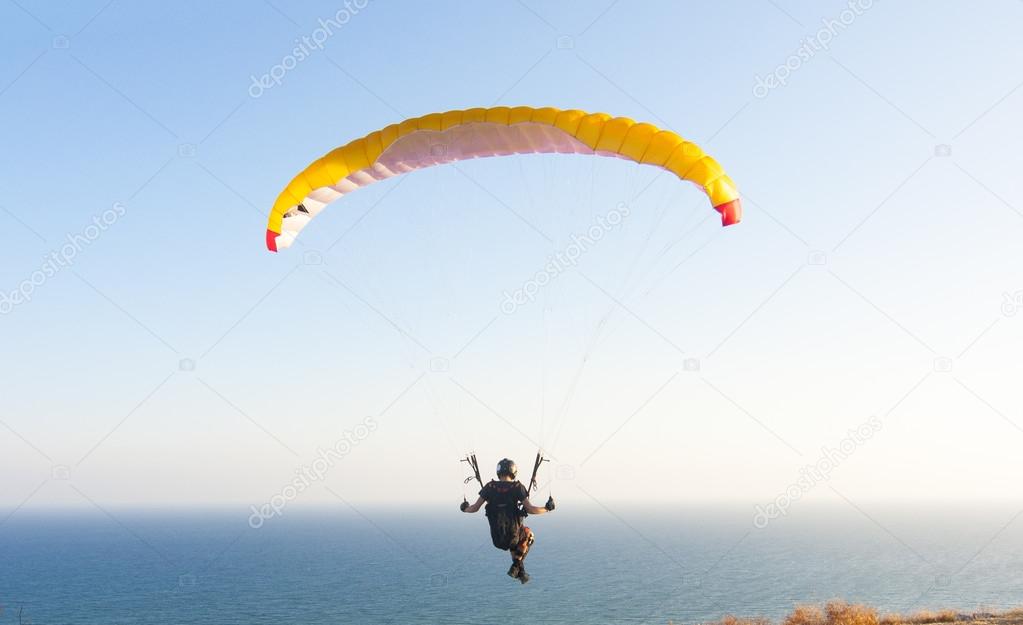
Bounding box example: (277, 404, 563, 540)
(545, 496, 555, 511)
(460, 500, 469, 512)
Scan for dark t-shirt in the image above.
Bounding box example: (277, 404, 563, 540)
(480, 480, 528, 517)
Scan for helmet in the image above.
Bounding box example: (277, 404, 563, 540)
(496, 458, 517, 478)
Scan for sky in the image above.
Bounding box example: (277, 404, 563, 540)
(0, 0, 1021, 515)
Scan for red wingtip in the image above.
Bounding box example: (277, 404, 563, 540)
(266, 229, 279, 252)
(714, 199, 742, 226)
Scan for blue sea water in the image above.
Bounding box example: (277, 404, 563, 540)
(1, 504, 1021, 624)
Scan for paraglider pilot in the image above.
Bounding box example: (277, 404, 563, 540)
(461, 457, 555, 584)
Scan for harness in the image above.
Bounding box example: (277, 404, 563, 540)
(483, 481, 527, 519)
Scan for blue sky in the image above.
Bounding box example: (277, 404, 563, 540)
(1, 0, 1022, 512)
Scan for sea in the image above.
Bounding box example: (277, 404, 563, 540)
(1, 503, 1021, 624)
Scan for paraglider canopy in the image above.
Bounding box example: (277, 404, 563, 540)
(266, 106, 741, 252)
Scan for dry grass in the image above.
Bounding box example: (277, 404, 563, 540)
(826, 602, 879, 625)
(682, 604, 1023, 625)
(781, 609, 822, 625)
(881, 609, 960, 625)
(715, 616, 772, 625)
(784, 605, 827, 625)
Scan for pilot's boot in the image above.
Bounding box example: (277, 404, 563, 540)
(516, 564, 530, 584)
